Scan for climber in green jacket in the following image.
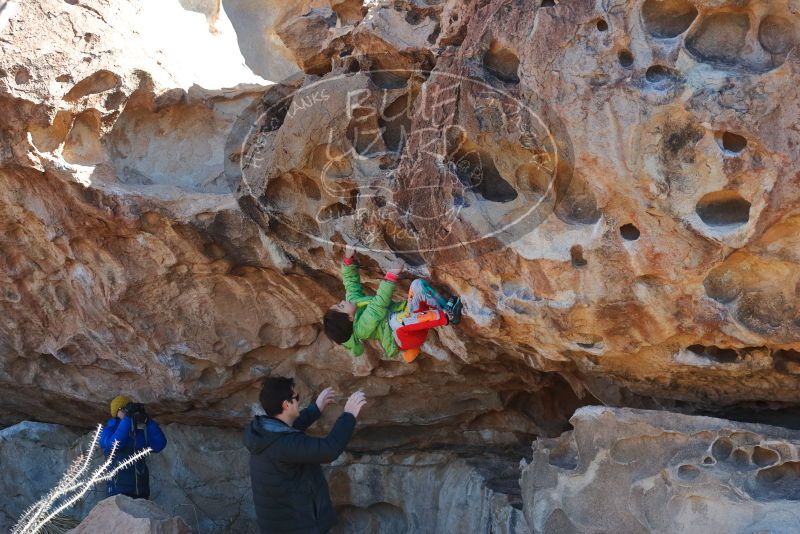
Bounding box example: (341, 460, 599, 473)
(323, 245, 462, 362)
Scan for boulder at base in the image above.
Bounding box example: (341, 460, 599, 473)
(522, 406, 800, 534)
(68, 495, 190, 534)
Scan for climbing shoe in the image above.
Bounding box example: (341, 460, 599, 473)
(444, 296, 462, 325)
(402, 348, 421, 363)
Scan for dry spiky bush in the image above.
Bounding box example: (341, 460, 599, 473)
(12, 424, 152, 534)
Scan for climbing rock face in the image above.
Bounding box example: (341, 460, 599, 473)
(522, 407, 800, 534)
(231, 0, 800, 411)
(1, 0, 800, 513)
(0, 0, 586, 441)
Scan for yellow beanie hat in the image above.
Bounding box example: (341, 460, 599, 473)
(110, 395, 131, 417)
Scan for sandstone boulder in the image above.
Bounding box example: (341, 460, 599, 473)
(68, 495, 190, 534)
(522, 406, 800, 534)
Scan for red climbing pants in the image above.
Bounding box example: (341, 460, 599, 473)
(389, 280, 449, 361)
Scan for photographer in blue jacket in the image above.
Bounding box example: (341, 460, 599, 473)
(99, 395, 167, 499)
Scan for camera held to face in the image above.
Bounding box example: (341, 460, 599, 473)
(123, 402, 149, 426)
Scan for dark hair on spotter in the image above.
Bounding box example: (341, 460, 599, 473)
(323, 309, 354, 344)
(259, 376, 295, 416)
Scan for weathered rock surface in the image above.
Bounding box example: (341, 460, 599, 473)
(2, 0, 800, 530)
(147, 423, 254, 533)
(0, 421, 249, 533)
(2, 0, 799, 438)
(0, 0, 587, 447)
(68, 495, 190, 534)
(329, 450, 529, 534)
(523, 406, 800, 534)
(0, 422, 95, 531)
(234, 0, 800, 413)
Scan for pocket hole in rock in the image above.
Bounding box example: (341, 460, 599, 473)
(347, 59, 361, 73)
(711, 437, 733, 461)
(317, 203, 354, 223)
(547, 440, 578, 470)
(596, 19, 609, 32)
(264, 172, 320, 212)
(379, 95, 412, 153)
(570, 245, 587, 267)
(14, 66, 31, 85)
(428, 23, 441, 44)
(677, 464, 700, 481)
(541, 0, 556, 6)
(619, 223, 640, 241)
(696, 190, 751, 227)
(703, 456, 715, 465)
(688, 344, 739, 363)
(732, 448, 751, 468)
(645, 65, 680, 89)
(553, 170, 601, 225)
(514, 164, 550, 198)
(641, 0, 698, 38)
(773, 349, 800, 373)
(449, 141, 518, 203)
(753, 446, 780, 467)
(717, 131, 748, 153)
(618, 49, 634, 68)
(483, 40, 520, 84)
(758, 15, 797, 55)
(346, 108, 383, 156)
(774, 349, 800, 363)
(369, 68, 410, 90)
(755, 461, 800, 500)
(685, 12, 750, 67)
(405, 11, 423, 25)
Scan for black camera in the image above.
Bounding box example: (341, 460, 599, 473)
(123, 402, 149, 425)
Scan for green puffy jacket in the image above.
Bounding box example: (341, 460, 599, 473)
(340, 263, 405, 358)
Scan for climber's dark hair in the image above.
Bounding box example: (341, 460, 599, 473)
(259, 376, 295, 416)
(323, 309, 353, 344)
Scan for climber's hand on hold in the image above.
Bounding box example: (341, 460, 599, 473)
(386, 259, 405, 277)
(344, 245, 356, 259)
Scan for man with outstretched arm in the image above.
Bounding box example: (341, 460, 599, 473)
(243, 376, 367, 534)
